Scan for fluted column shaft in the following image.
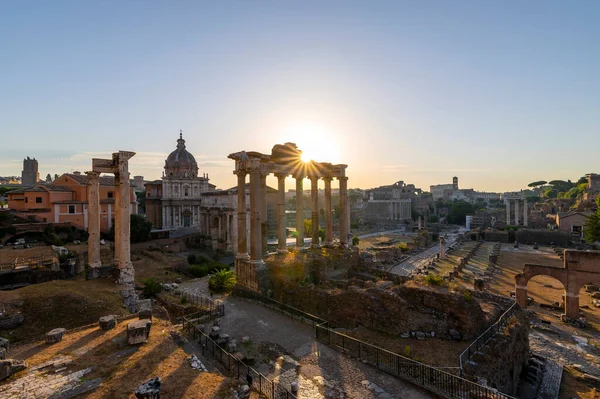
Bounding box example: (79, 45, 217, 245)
(506, 200, 511, 225)
(295, 177, 304, 249)
(323, 177, 333, 245)
(249, 168, 262, 262)
(310, 176, 319, 246)
(523, 199, 528, 227)
(260, 173, 268, 255)
(277, 175, 287, 253)
(236, 172, 248, 258)
(86, 171, 101, 268)
(515, 200, 520, 226)
(339, 176, 349, 246)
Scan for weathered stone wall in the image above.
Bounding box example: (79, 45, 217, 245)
(272, 281, 487, 339)
(515, 229, 570, 246)
(463, 311, 529, 396)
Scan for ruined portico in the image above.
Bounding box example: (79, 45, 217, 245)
(229, 143, 349, 292)
(515, 250, 600, 319)
(505, 196, 528, 226)
(87, 151, 136, 284)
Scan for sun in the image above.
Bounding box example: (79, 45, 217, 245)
(285, 124, 340, 163)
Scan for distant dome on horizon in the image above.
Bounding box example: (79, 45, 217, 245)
(164, 131, 199, 178)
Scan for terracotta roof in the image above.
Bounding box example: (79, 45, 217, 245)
(63, 173, 115, 186)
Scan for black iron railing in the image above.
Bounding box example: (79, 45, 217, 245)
(182, 314, 297, 399)
(234, 287, 515, 399)
(459, 301, 519, 374)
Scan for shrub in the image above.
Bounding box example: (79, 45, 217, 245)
(352, 236, 360, 246)
(180, 294, 189, 304)
(208, 269, 236, 293)
(424, 274, 445, 286)
(189, 265, 210, 278)
(463, 290, 472, 302)
(142, 277, 162, 297)
(187, 254, 197, 265)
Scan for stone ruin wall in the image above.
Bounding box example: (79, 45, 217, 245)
(271, 280, 488, 340)
(463, 311, 529, 396)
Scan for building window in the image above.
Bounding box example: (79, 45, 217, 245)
(108, 191, 114, 198)
(184, 188, 189, 197)
(36, 197, 42, 203)
(69, 205, 76, 214)
(25, 197, 28, 203)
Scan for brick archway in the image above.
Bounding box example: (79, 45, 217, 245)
(515, 250, 600, 319)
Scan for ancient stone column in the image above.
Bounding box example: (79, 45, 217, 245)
(565, 291, 580, 319)
(295, 176, 304, 250)
(114, 173, 122, 267)
(439, 236, 446, 258)
(339, 176, 348, 247)
(310, 176, 320, 247)
(514, 200, 520, 226)
(249, 166, 262, 262)
(116, 153, 134, 283)
(323, 177, 333, 245)
(523, 199, 528, 227)
(276, 174, 287, 254)
(260, 173, 268, 255)
(86, 171, 101, 268)
(506, 200, 511, 225)
(235, 171, 248, 259)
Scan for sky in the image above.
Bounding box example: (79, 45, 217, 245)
(1, 1, 599, 192)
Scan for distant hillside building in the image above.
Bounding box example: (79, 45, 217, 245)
(21, 157, 39, 186)
(364, 180, 431, 226)
(7, 172, 137, 231)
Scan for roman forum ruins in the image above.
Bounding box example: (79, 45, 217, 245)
(505, 195, 528, 226)
(228, 143, 349, 292)
(87, 151, 136, 284)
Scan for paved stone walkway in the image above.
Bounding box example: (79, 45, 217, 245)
(215, 297, 433, 399)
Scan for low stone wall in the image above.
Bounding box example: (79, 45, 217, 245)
(272, 281, 488, 339)
(463, 311, 529, 396)
(516, 229, 570, 246)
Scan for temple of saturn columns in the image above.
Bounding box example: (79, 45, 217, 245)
(87, 151, 136, 284)
(228, 143, 349, 292)
(505, 196, 528, 226)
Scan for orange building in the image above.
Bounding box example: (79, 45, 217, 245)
(7, 173, 137, 232)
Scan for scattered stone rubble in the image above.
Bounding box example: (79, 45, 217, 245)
(134, 376, 162, 399)
(45, 328, 66, 344)
(0, 356, 101, 398)
(190, 355, 207, 372)
(99, 315, 117, 330)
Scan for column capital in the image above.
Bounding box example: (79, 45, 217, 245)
(337, 176, 348, 182)
(85, 171, 101, 182)
(322, 176, 333, 182)
(233, 169, 247, 177)
(275, 173, 287, 180)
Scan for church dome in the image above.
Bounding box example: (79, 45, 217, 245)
(164, 131, 199, 178)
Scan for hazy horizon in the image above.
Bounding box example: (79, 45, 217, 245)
(1, 1, 599, 192)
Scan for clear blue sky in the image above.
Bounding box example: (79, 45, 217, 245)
(1, 1, 599, 192)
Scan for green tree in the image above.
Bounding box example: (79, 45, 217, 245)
(584, 197, 600, 244)
(428, 215, 440, 223)
(303, 218, 325, 242)
(135, 191, 146, 213)
(527, 180, 547, 188)
(352, 236, 360, 246)
(130, 214, 152, 243)
(446, 201, 474, 225)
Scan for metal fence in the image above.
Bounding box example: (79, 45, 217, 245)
(234, 287, 515, 399)
(182, 314, 297, 399)
(459, 301, 519, 374)
(179, 291, 225, 316)
(316, 325, 514, 399)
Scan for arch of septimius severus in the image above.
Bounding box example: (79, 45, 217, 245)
(87, 151, 136, 284)
(229, 143, 349, 291)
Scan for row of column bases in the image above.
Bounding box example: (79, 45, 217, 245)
(235, 171, 349, 265)
(506, 199, 528, 226)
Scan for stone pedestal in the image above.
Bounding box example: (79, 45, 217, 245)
(0, 359, 26, 381)
(135, 376, 162, 399)
(0, 348, 5, 360)
(99, 315, 117, 330)
(45, 328, 66, 344)
(127, 319, 151, 345)
(0, 338, 9, 353)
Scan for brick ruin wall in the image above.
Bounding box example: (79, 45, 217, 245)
(271, 280, 489, 340)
